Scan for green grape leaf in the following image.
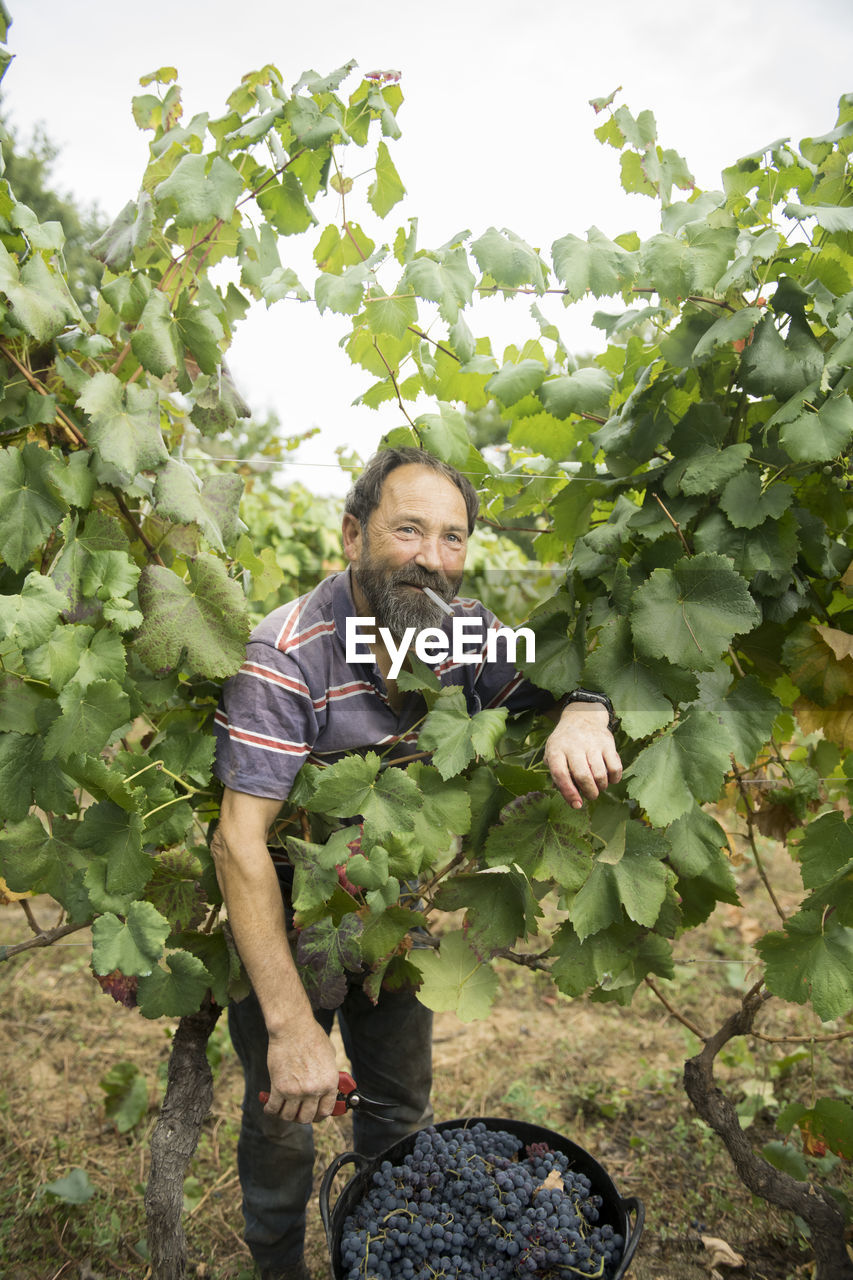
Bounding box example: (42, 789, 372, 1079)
(76, 372, 168, 481)
(695, 671, 781, 766)
(517, 609, 583, 697)
(677, 444, 752, 497)
(434, 867, 541, 959)
(484, 791, 592, 887)
(76, 802, 152, 900)
(134, 555, 250, 678)
(27, 624, 125, 692)
(360, 906, 426, 966)
(418, 687, 508, 779)
(551, 226, 636, 301)
(761, 1141, 809, 1183)
(401, 247, 475, 324)
(394, 656, 442, 697)
(287, 837, 343, 912)
(256, 172, 316, 236)
(537, 367, 613, 420)
(43, 679, 132, 761)
(154, 459, 229, 551)
(234, 532, 285, 601)
(130, 290, 180, 376)
(666, 805, 740, 926)
(368, 141, 405, 216)
(92, 901, 171, 977)
(154, 153, 243, 226)
(137, 949, 212, 1019)
(347, 844, 390, 890)
(630, 551, 761, 671)
(0, 816, 76, 902)
(99, 1062, 149, 1134)
(0, 571, 65, 649)
(691, 307, 762, 361)
(471, 227, 547, 292)
(407, 762, 471, 856)
(784, 202, 853, 233)
(414, 402, 471, 468)
(364, 286, 418, 340)
(485, 359, 546, 407)
(693, 508, 799, 585)
(569, 823, 673, 940)
(550, 919, 674, 1000)
(778, 394, 853, 464)
(797, 811, 853, 889)
(0, 242, 80, 341)
(176, 299, 225, 374)
(719, 472, 794, 529)
(315, 260, 370, 315)
(0, 733, 45, 821)
(0, 443, 66, 572)
(625, 706, 734, 825)
(313, 222, 375, 274)
(0, 673, 50, 734)
(584, 616, 698, 739)
(89, 193, 154, 270)
(43, 1169, 97, 1205)
(739, 313, 824, 401)
(304, 753, 422, 849)
(142, 849, 205, 933)
(169, 928, 236, 1007)
(757, 913, 853, 1021)
(409, 930, 499, 1022)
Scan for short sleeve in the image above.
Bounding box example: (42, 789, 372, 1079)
(213, 642, 320, 800)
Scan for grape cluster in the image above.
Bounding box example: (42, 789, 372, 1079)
(339, 1123, 624, 1279)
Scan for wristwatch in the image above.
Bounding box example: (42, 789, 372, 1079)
(560, 688, 619, 733)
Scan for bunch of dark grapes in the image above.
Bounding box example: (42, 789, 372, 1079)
(339, 1123, 624, 1279)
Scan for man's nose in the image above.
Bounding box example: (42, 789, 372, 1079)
(414, 535, 443, 573)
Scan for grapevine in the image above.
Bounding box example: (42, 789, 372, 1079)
(0, 5, 851, 1273)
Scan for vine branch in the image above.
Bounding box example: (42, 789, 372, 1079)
(0, 918, 92, 962)
(645, 976, 707, 1041)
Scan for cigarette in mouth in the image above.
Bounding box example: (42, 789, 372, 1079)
(422, 586, 454, 615)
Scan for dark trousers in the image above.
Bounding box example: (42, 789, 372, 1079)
(228, 976, 434, 1269)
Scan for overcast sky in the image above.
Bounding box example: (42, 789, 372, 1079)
(5, 0, 853, 492)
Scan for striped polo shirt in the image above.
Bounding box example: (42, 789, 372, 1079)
(213, 568, 550, 801)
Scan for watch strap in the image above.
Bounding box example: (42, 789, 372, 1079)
(560, 688, 619, 733)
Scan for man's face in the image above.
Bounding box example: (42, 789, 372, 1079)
(345, 464, 469, 641)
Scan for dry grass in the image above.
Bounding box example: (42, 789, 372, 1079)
(0, 851, 849, 1280)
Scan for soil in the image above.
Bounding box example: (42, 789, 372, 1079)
(0, 858, 849, 1280)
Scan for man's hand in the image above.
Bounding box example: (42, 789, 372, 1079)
(543, 702, 622, 809)
(264, 1020, 340, 1125)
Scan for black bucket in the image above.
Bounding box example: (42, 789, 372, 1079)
(320, 1116, 644, 1279)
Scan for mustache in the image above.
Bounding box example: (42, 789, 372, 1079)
(383, 563, 458, 601)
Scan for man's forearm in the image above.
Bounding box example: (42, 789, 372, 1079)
(211, 821, 316, 1040)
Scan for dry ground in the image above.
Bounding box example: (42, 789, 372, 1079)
(1, 852, 850, 1280)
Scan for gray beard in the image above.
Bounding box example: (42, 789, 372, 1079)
(354, 561, 460, 643)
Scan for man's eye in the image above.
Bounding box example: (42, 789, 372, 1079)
(398, 526, 417, 535)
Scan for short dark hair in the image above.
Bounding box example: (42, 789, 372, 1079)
(344, 447, 479, 535)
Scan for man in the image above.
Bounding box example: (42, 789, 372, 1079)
(211, 447, 621, 1280)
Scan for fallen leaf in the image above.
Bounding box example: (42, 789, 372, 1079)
(540, 1168, 564, 1193)
(701, 1235, 745, 1270)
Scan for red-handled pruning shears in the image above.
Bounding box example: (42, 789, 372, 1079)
(259, 1070, 395, 1122)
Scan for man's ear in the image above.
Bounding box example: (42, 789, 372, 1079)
(341, 512, 362, 564)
